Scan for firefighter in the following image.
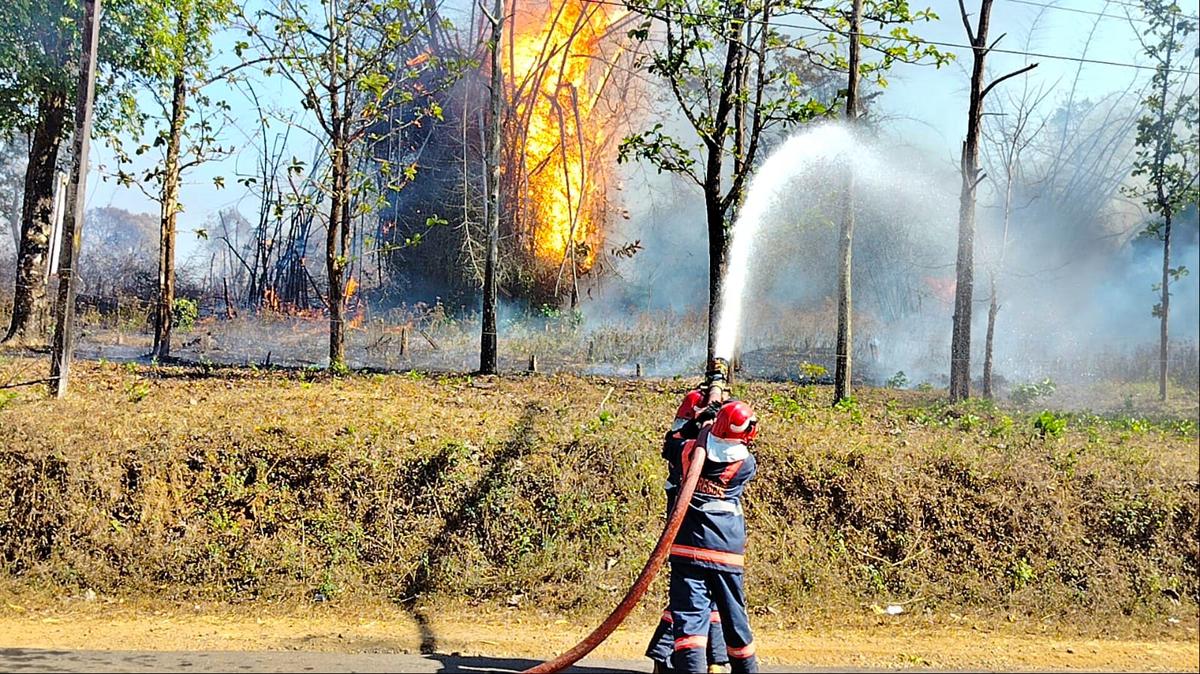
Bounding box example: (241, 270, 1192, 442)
(646, 389, 730, 673)
(667, 400, 760, 674)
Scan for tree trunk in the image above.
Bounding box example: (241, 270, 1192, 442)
(983, 156, 1016, 400)
(982, 273, 998, 398)
(1152, 20, 1177, 403)
(834, 0, 862, 403)
(7, 189, 19, 253)
(705, 205, 728, 363)
(949, 0, 994, 402)
(480, 0, 503, 375)
(153, 72, 187, 360)
(703, 16, 745, 365)
(328, 139, 348, 370)
(1158, 212, 1171, 401)
(4, 89, 69, 346)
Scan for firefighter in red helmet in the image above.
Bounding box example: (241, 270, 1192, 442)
(666, 400, 760, 673)
(645, 389, 731, 673)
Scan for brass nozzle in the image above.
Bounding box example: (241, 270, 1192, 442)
(703, 357, 730, 403)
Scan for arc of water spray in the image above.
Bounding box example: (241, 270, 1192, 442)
(713, 124, 866, 362)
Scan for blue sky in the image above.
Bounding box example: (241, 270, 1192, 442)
(83, 0, 1190, 265)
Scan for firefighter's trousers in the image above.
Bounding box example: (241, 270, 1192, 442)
(644, 603, 728, 668)
(668, 563, 758, 673)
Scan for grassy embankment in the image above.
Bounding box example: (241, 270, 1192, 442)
(0, 356, 1196, 642)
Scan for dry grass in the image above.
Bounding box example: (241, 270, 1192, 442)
(0, 356, 1196, 638)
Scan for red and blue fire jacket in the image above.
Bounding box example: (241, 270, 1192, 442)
(662, 418, 703, 505)
(666, 429, 757, 574)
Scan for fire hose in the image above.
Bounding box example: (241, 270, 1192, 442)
(521, 360, 730, 674)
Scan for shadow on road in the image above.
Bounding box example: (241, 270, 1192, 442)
(0, 648, 645, 673)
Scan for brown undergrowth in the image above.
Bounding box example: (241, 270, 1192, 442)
(0, 356, 1196, 638)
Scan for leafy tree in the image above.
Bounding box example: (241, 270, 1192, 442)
(810, 0, 950, 403)
(107, 0, 235, 360)
(77, 206, 157, 299)
(1125, 0, 1198, 401)
(0, 134, 26, 254)
(834, 0, 863, 405)
(619, 0, 829, 362)
(0, 137, 23, 287)
(0, 0, 147, 346)
(239, 0, 451, 370)
(619, 0, 946, 363)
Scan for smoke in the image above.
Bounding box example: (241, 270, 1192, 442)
(987, 208, 1200, 386)
(583, 114, 1199, 396)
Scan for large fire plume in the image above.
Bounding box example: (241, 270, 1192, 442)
(504, 0, 629, 275)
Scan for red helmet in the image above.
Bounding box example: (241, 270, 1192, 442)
(674, 389, 705, 420)
(710, 400, 758, 443)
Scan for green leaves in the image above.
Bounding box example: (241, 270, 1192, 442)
(1124, 1, 1199, 326)
(358, 71, 390, 100)
(0, 0, 161, 137)
(619, 0, 946, 200)
(1033, 411, 1067, 440)
(618, 125, 696, 175)
(1126, 1, 1199, 224)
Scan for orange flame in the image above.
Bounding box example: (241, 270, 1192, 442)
(506, 0, 626, 271)
(343, 277, 366, 329)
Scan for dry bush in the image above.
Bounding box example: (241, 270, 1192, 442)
(0, 358, 1194, 629)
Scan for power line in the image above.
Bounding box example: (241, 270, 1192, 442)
(999, 0, 1200, 24)
(599, 0, 1200, 75)
(999, 0, 1152, 24)
(1098, 0, 1200, 22)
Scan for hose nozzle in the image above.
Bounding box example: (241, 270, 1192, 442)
(703, 357, 730, 404)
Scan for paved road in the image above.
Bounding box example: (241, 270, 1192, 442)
(0, 649, 861, 673)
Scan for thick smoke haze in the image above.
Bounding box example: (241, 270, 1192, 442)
(588, 117, 1199, 394)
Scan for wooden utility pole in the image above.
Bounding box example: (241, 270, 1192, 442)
(833, 0, 862, 404)
(479, 0, 503, 375)
(949, 0, 1036, 401)
(49, 0, 101, 398)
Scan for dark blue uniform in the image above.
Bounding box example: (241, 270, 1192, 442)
(667, 430, 758, 673)
(645, 423, 729, 669)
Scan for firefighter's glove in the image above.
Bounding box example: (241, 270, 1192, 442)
(696, 400, 723, 425)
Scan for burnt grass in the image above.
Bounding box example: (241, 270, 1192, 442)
(0, 357, 1196, 631)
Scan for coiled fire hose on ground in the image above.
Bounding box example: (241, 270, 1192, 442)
(521, 442, 708, 674)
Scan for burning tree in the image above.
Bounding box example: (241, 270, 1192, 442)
(502, 0, 638, 306)
(371, 0, 641, 312)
